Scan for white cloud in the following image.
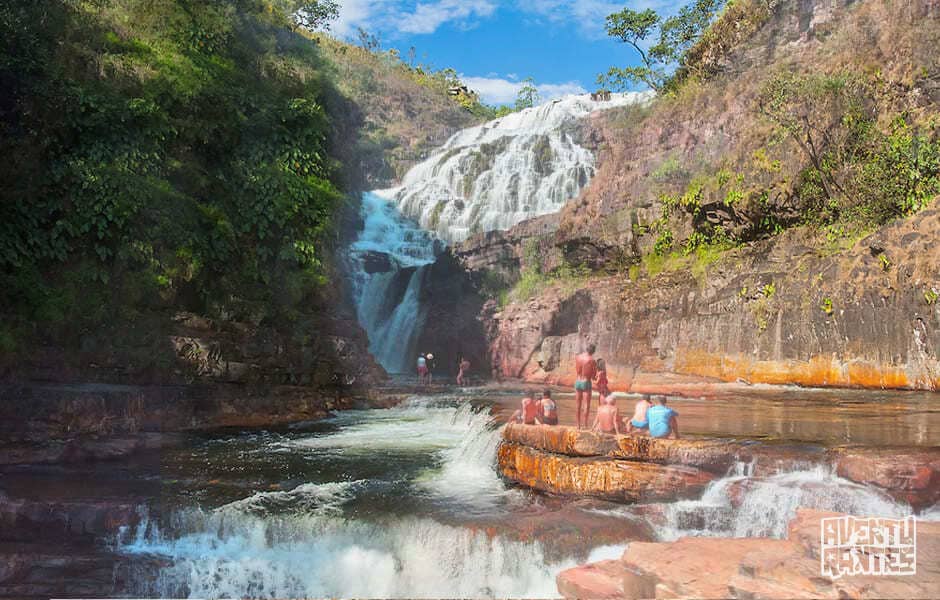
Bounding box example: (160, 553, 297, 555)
(462, 75, 587, 105)
(333, 0, 497, 38)
(396, 0, 497, 34)
(333, 0, 384, 37)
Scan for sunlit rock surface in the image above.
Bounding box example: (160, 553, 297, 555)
(497, 441, 715, 503)
(558, 509, 940, 599)
(499, 425, 940, 509)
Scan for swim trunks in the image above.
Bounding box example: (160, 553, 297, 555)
(417, 366, 428, 376)
(630, 419, 649, 429)
(542, 416, 558, 425)
(574, 379, 591, 391)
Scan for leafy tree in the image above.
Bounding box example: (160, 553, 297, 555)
(275, 0, 340, 31)
(515, 77, 541, 110)
(599, 0, 723, 92)
(295, 1, 340, 31)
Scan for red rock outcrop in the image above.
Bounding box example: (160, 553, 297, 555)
(500, 425, 940, 509)
(455, 0, 940, 393)
(558, 509, 940, 599)
(832, 447, 940, 510)
(498, 441, 716, 503)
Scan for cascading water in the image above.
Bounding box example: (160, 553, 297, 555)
(118, 398, 622, 598)
(377, 92, 652, 243)
(655, 462, 914, 541)
(346, 193, 441, 373)
(348, 93, 651, 371)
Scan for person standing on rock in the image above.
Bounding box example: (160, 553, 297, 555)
(426, 353, 436, 384)
(456, 355, 471, 386)
(574, 344, 598, 429)
(595, 358, 610, 408)
(416, 354, 429, 386)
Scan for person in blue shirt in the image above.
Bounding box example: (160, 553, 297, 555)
(646, 395, 680, 439)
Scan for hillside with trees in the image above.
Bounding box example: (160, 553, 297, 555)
(0, 0, 483, 384)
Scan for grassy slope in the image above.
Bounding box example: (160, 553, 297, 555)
(550, 0, 940, 283)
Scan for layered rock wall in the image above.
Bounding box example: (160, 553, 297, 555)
(475, 204, 940, 391)
(498, 424, 940, 509)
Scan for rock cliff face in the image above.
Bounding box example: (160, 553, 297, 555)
(498, 424, 940, 509)
(455, 0, 940, 391)
(473, 205, 940, 390)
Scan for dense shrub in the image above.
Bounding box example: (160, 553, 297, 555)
(0, 0, 345, 348)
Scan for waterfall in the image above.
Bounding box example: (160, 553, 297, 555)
(347, 192, 440, 373)
(656, 463, 912, 541)
(376, 91, 653, 243)
(117, 398, 626, 598)
(348, 93, 652, 372)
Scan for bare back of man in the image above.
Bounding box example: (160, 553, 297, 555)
(574, 344, 597, 429)
(593, 396, 620, 435)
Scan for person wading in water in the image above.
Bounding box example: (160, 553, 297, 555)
(574, 344, 598, 429)
(456, 355, 470, 386)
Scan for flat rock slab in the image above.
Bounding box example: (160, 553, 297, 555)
(503, 423, 619, 456)
(498, 442, 715, 502)
(832, 446, 940, 510)
(558, 509, 940, 599)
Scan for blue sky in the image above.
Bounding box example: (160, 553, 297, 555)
(330, 0, 688, 104)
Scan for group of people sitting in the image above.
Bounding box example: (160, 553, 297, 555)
(507, 344, 680, 438)
(508, 390, 679, 439)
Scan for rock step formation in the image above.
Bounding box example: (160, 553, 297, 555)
(557, 509, 940, 599)
(499, 425, 940, 508)
(498, 442, 715, 503)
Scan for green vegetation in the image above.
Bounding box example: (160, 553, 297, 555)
(2, 0, 487, 359)
(515, 77, 541, 111)
(926, 289, 939, 306)
(502, 239, 590, 305)
(821, 297, 834, 315)
(599, 0, 724, 92)
(759, 72, 940, 232)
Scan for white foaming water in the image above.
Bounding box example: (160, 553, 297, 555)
(122, 507, 618, 599)
(657, 463, 911, 540)
(118, 399, 582, 598)
(218, 480, 363, 517)
(378, 92, 653, 243)
(348, 93, 652, 370)
(346, 193, 440, 373)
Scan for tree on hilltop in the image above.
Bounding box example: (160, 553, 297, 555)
(599, 0, 723, 92)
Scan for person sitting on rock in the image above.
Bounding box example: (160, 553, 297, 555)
(535, 389, 558, 426)
(509, 394, 539, 425)
(627, 394, 652, 434)
(647, 395, 679, 439)
(592, 394, 621, 435)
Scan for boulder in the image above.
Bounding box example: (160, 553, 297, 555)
(611, 436, 743, 473)
(558, 509, 940, 599)
(831, 447, 940, 510)
(503, 423, 618, 457)
(497, 442, 715, 503)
